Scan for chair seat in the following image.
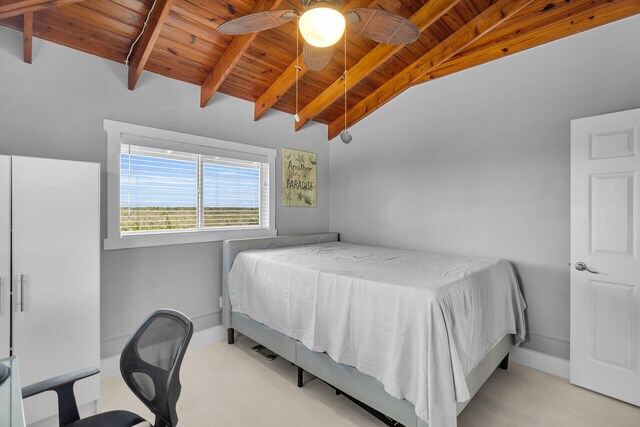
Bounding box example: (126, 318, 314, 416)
(64, 410, 147, 427)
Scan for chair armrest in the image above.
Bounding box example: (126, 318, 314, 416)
(22, 367, 100, 426)
(22, 367, 100, 398)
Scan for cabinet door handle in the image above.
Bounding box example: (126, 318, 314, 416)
(20, 274, 25, 312)
(0, 277, 3, 316)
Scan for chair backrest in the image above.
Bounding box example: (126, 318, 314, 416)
(120, 309, 193, 427)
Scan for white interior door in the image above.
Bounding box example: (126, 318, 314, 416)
(570, 108, 640, 405)
(0, 156, 10, 359)
(11, 156, 100, 424)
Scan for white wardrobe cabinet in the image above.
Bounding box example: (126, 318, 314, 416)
(0, 155, 100, 426)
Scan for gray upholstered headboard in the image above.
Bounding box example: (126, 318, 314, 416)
(221, 233, 339, 329)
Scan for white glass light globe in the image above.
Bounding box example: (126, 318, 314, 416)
(299, 7, 346, 48)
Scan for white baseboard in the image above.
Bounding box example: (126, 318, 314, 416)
(511, 346, 570, 379)
(100, 325, 226, 379)
(189, 324, 227, 349)
(101, 329, 569, 381)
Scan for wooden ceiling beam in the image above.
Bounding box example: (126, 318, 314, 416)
(127, 0, 174, 90)
(23, 11, 32, 63)
(253, 0, 373, 121)
(254, 57, 307, 120)
(0, 0, 84, 19)
(200, 0, 283, 108)
(410, 0, 640, 86)
(293, 0, 463, 131)
(327, 0, 535, 140)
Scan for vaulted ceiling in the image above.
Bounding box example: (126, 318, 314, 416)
(1, 0, 639, 139)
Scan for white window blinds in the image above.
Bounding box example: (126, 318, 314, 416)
(120, 144, 269, 235)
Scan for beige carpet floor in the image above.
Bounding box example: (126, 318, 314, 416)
(100, 335, 640, 426)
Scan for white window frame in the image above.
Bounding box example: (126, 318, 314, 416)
(104, 119, 277, 250)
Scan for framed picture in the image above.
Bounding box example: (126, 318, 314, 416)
(282, 148, 317, 207)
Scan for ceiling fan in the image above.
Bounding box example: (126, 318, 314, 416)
(216, 0, 420, 71)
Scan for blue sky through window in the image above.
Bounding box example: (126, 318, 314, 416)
(120, 154, 260, 208)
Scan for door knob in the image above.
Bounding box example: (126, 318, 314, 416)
(575, 262, 599, 274)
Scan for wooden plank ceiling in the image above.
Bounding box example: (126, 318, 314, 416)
(1, 0, 638, 139)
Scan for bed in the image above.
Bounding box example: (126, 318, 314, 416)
(222, 233, 526, 427)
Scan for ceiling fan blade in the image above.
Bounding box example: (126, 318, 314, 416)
(346, 8, 419, 45)
(303, 43, 334, 71)
(217, 10, 298, 35)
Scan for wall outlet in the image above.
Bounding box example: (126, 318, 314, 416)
(219, 296, 223, 309)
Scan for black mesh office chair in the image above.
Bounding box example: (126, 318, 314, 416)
(22, 309, 194, 427)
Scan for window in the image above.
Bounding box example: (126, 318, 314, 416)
(104, 120, 276, 249)
(120, 145, 268, 233)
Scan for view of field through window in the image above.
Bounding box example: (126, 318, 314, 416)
(120, 145, 261, 234)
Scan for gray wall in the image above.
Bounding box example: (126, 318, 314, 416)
(329, 15, 640, 359)
(0, 27, 330, 358)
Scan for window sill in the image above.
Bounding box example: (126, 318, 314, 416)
(104, 228, 278, 250)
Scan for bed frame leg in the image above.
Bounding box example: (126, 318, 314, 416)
(297, 366, 304, 388)
(227, 328, 235, 345)
(499, 353, 509, 370)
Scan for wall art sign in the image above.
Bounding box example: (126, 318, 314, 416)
(282, 148, 316, 207)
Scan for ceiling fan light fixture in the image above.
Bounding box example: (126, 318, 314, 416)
(299, 7, 345, 47)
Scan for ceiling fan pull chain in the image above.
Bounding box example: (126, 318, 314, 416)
(340, 32, 352, 144)
(295, 16, 301, 123)
(344, 34, 347, 132)
(343, 33, 347, 132)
